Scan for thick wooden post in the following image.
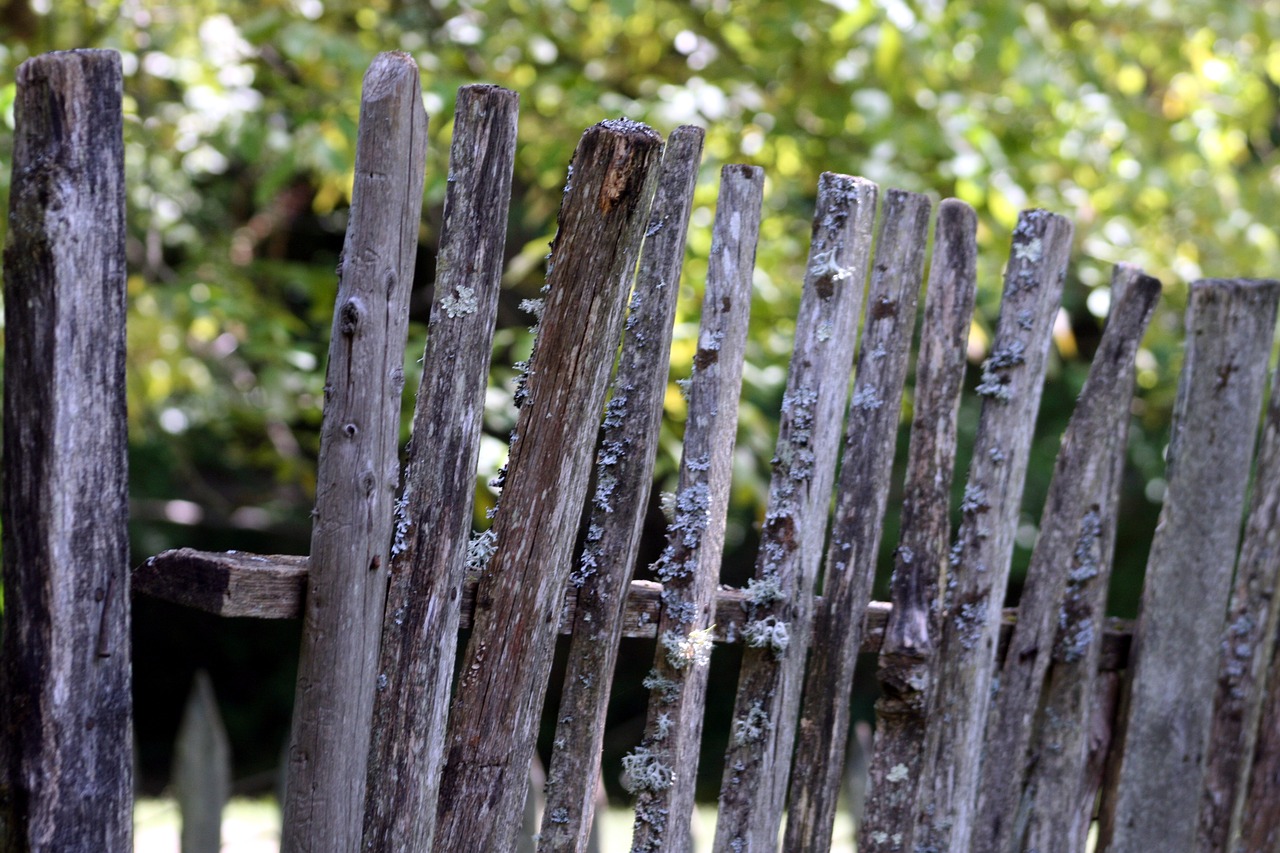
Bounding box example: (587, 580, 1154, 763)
(433, 120, 664, 853)
(281, 52, 427, 852)
(361, 83, 518, 853)
(1100, 278, 1280, 853)
(0, 49, 132, 853)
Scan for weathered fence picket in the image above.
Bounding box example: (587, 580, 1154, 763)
(858, 198, 978, 851)
(280, 52, 427, 853)
(628, 164, 763, 853)
(0, 49, 132, 852)
(173, 671, 231, 853)
(785, 187, 934, 852)
(712, 172, 878, 852)
(538, 124, 705, 852)
(435, 119, 665, 852)
(362, 82, 519, 853)
(1100, 278, 1280, 853)
(10, 46, 1280, 853)
(912, 210, 1074, 853)
(974, 262, 1161, 852)
(1016, 263, 1161, 852)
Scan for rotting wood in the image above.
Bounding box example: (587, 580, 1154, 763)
(1240, 626, 1280, 851)
(361, 84, 519, 853)
(133, 549, 309, 617)
(538, 125, 705, 853)
(433, 119, 664, 853)
(912, 210, 1073, 853)
(173, 671, 231, 853)
(1100, 278, 1280, 853)
(783, 188, 937, 853)
(1201, 341, 1280, 851)
(133, 548, 1134, 668)
(280, 52, 427, 853)
(713, 173, 879, 853)
(856, 199, 978, 853)
(973, 264, 1160, 853)
(0, 49, 132, 853)
(627, 165, 763, 853)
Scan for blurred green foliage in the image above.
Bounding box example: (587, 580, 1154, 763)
(3, 0, 1279, 792)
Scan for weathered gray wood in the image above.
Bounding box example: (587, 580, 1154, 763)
(1099, 278, 1280, 853)
(434, 119, 664, 853)
(0, 49, 132, 853)
(973, 264, 1160, 853)
(133, 548, 309, 617)
(1201, 351, 1280, 850)
(361, 83, 519, 852)
(1240, 637, 1280, 851)
(539, 125, 705, 853)
(280, 52, 427, 853)
(912, 210, 1073, 853)
(713, 173, 880, 853)
(627, 165, 763, 853)
(173, 671, 231, 853)
(856, 199, 978, 853)
(785, 189, 934, 852)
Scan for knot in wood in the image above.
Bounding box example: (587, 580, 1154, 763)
(339, 297, 364, 336)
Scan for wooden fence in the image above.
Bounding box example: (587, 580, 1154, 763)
(4, 48, 1280, 853)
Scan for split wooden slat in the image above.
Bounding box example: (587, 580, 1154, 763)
(1100, 278, 1280, 853)
(173, 671, 231, 853)
(857, 199, 978, 852)
(0, 49, 133, 852)
(362, 84, 519, 852)
(784, 188, 937, 852)
(280, 52, 428, 853)
(628, 165, 763, 853)
(433, 119, 664, 852)
(133, 549, 309, 617)
(1200, 341, 1280, 850)
(538, 125, 705, 853)
(974, 263, 1160, 852)
(712, 173, 879, 852)
(912, 210, 1073, 853)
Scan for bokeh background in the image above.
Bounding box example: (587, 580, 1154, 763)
(3, 0, 1279, 807)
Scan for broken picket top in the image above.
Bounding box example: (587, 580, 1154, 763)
(109, 54, 1280, 853)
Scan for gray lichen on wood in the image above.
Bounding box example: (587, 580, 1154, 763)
(911, 209, 1073, 853)
(628, 164, 762, 853)
(539, 125, 705, 853)
(362, 83, 518, 853)
(857, 198, 978, 853)
(711, 172, 880, 852)
(974, 263, 1160, 852)
(434, 118, 664, 853)
(785, 188, 934, 853)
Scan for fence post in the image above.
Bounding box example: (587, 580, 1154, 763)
(280, 51, 426, 852)
(0, 49, 131, 853)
